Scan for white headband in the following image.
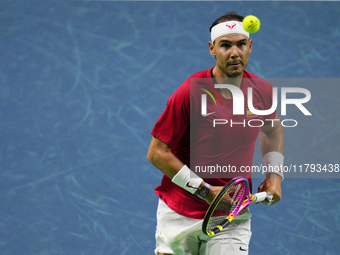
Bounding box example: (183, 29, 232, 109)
(211, 20, 249, 42)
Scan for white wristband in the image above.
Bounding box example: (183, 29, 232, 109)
(263, 151, 284, 180)
(172, 165, 203, 194)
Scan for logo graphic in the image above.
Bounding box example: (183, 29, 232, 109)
(199, 83, 312, 128)
(186, 182, 198, 189)
(212, 84, 311, 116)
(198, 87, 222, 106)
(239, 246, 247, 252)
(199, 87, 222, 117)
(226, 23, 236, 29)
(246, 107, 258, 117)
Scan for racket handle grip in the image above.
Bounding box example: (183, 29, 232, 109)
(254, 192, 273, 202)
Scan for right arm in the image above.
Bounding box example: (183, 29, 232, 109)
(147, 136, 222, 204)
(147, 136, 184, 179)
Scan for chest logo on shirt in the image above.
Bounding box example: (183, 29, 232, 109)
(246, 107, 258, 117)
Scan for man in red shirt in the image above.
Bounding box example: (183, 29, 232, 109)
(147, 12, 284, 255)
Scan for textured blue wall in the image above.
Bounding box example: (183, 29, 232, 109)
(1, 1, 339, 254)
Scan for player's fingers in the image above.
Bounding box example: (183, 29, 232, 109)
(256, 191, 273, 205)
(257, 182, 265, 193)
(263, 193, 281, 206)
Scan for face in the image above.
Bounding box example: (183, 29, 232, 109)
(209, 33, 252, 78)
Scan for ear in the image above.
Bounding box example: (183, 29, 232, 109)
(208, 41, 216, 56)
(248, 39, 253, 54)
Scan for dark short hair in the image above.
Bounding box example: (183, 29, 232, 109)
(209, 12, 245, 32)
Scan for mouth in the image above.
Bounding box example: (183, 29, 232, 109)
(228, 62, 241, 68)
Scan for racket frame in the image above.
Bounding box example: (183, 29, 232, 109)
(202, 177, 249, 236)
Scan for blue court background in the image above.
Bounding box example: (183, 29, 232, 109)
(1, 1, 340, 254)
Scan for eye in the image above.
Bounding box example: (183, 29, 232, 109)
(221, 44, 230, 48)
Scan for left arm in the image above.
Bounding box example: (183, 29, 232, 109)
(258, 113, 284, 205)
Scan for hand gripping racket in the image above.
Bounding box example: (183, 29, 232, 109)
(202, 176, 273, 236)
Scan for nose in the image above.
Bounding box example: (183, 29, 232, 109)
(230, 45, 239, 58)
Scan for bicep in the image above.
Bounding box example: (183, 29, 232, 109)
(259, 113, 284, 155)
(260, 113, 282, 134)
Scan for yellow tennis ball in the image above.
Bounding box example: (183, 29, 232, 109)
(243, 15, 260, 33)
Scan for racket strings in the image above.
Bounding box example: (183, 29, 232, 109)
(207, 182, 246, 230)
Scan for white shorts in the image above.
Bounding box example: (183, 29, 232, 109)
(155, 199, 252, 255)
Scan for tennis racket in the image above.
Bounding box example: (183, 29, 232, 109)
(202, 176, 273, 236)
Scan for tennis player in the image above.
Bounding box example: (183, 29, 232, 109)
(147, 12, 284, 255)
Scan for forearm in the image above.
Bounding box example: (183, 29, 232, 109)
(259, 120, 285, 181)
(147, 142, 184, 179)
(147, 136, 222, 203)
(259, 124, 284, 156)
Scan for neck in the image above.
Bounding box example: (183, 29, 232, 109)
(212, 66, 243, 99)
